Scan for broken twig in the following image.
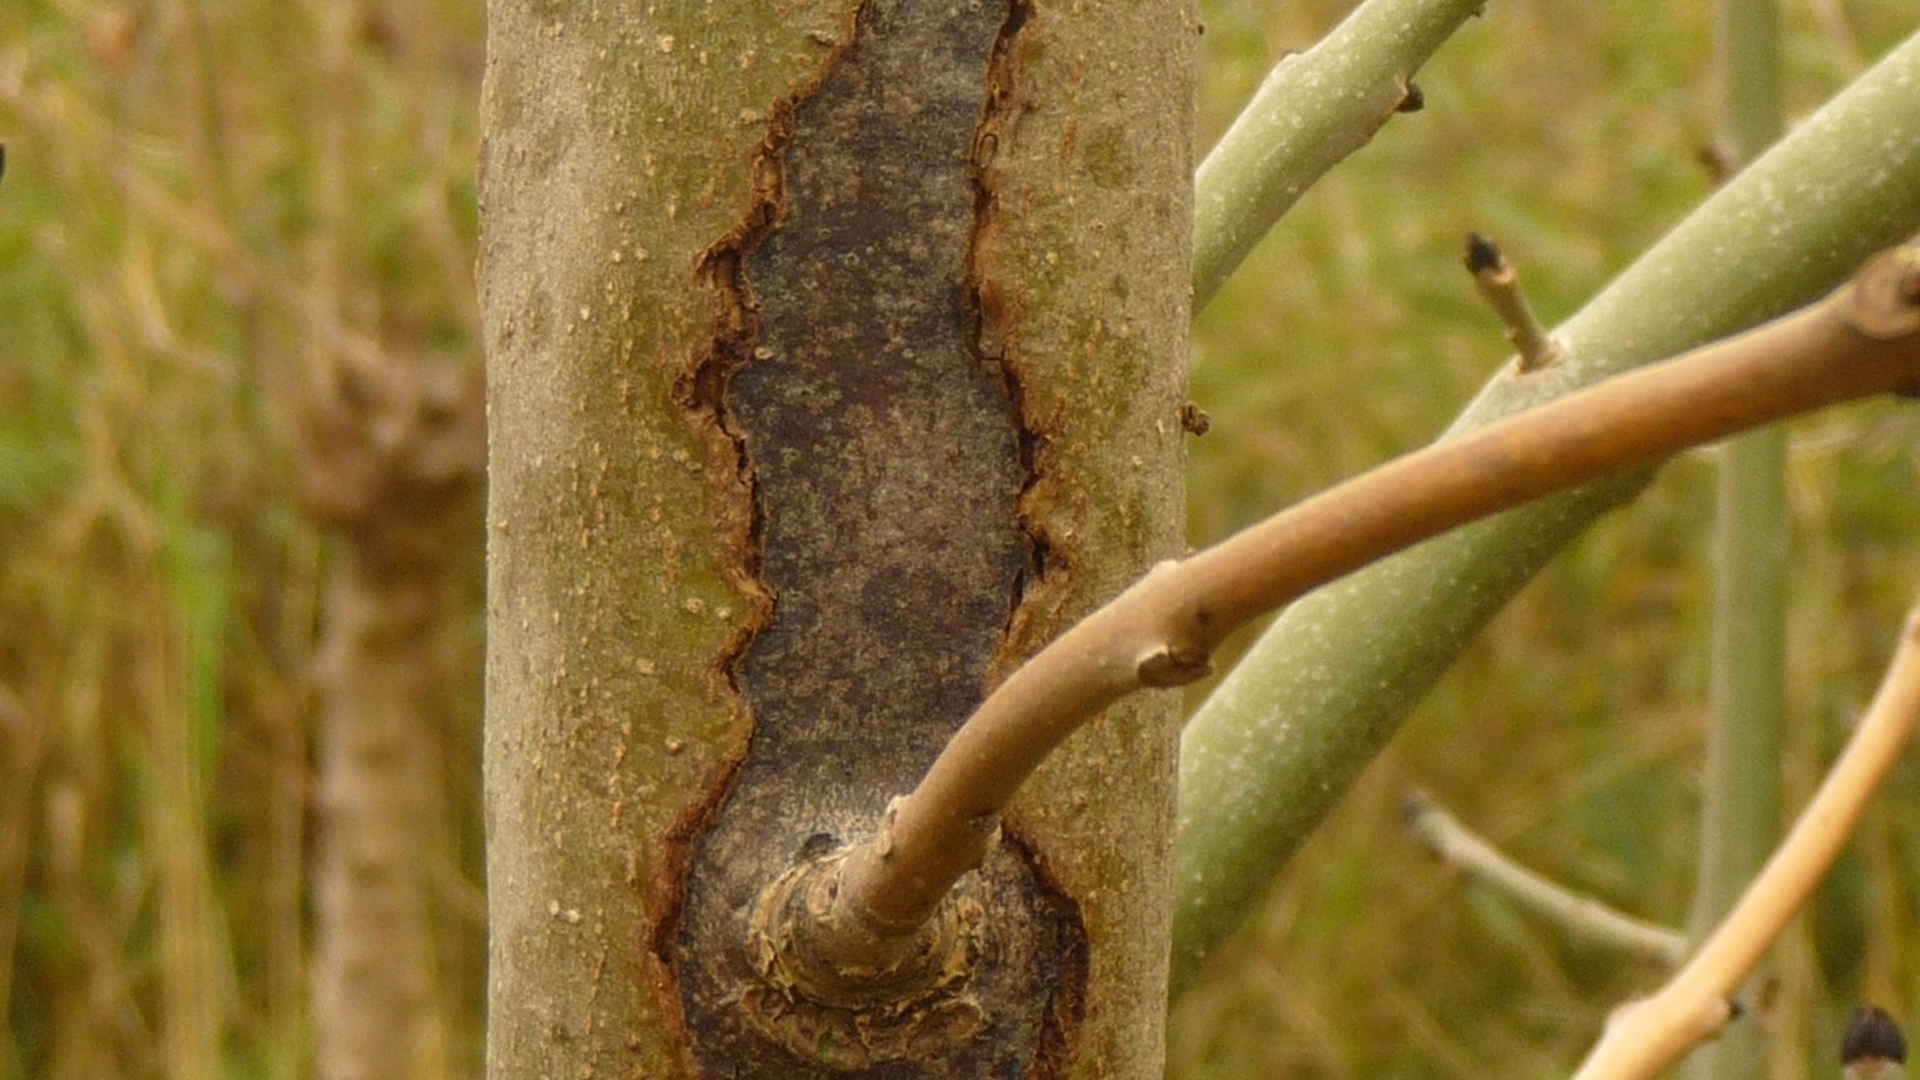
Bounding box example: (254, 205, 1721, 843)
(1464, 232, 1559, 371)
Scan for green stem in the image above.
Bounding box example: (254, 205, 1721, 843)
(1170, 28, 1920, 998)
(1689, 8, 1785, 1080)
(1191, 0, 1485, 311)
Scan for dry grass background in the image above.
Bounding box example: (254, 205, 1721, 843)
(0, 1, 485, 1076)
(0, 1, 1915, 1078)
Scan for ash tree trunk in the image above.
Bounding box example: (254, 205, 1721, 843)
(478, 1, 1194, 1077)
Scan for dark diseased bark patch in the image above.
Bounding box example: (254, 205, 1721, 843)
(667, 0, 1079, 1078)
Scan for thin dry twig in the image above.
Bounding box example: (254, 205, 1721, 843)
(1566, 605, 1920, 1080)
(1403, 789, 1687, 966)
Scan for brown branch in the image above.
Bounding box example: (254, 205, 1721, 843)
(771, 246, 1920, 983)
(1564, 605, 1920, 1080)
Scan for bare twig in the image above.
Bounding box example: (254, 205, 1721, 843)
(758, 245, 1920, 982)
(1403, 789, 1687, 966)
(838, 246, 1920, 935)
(1566, 608, 1920, 1080)
(1463, 233, 1559, 371)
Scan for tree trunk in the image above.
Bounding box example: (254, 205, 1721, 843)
(299, 357, 485, 1080)
(311, 555, 446, 1080)
(479, 1, 1193, 1078)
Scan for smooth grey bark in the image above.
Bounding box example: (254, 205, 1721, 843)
(479, 1, 1192, 1077)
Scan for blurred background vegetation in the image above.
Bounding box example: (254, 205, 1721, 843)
(0, 1, 1916, 1079)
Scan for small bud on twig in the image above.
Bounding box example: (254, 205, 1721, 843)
(1464, 232, 1559, 372)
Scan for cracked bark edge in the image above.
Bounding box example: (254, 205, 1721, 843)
(968, 0, 1062, 636)
(1002, 822, 1089, 1080)
(648, 19, 837, 1071)
(651, 11, 841, 1070)
(975, 7, 1090, 685)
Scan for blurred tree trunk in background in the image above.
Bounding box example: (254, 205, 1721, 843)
(297, 357, 484, 1080)
(309, 555, 447, 1080)
(478, 0, 1192, 1076)
(298, 2, 488, 1075)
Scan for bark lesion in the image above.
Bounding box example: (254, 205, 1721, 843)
(666, 0, 1077, 1075)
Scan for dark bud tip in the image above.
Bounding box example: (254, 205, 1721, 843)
(1464, 232, 1503, 275)
(1843, 1006, 1908, 1067)
(1396, 82, 1425, 113)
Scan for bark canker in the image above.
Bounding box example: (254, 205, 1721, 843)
(666, 0, 1082, 1075)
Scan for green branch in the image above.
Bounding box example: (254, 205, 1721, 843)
(1171, 28, 1920, 997)
(1192, 0, 1485, 310)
